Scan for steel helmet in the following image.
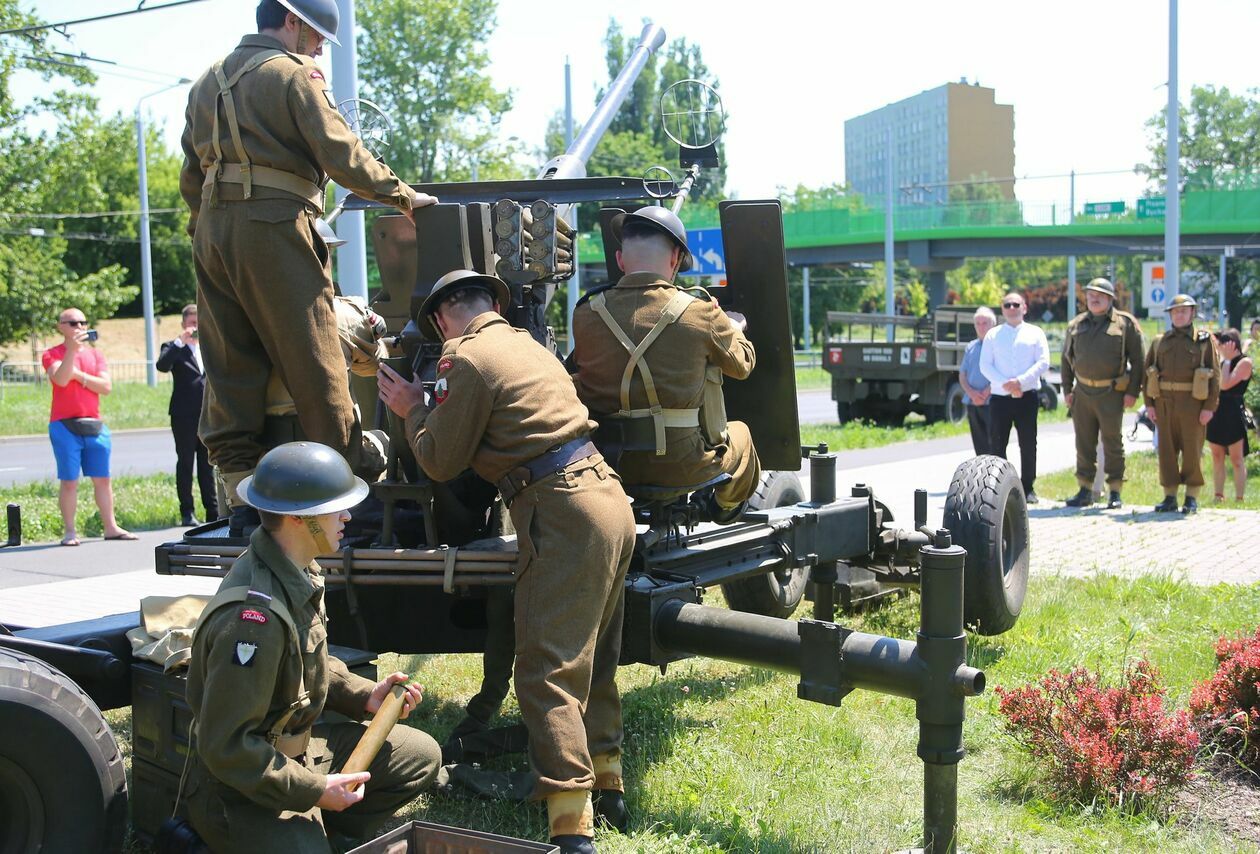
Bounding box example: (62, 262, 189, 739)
(238, 442, 368, 515)
(1084, 277, 1115, 298)
(274, 0, 341, 46)
(1167, 293, 1198, 310)
(417, 269, 511, 340)
(610, 206, 693, 272)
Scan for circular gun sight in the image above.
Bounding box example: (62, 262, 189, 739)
(660, 79, 724, 150)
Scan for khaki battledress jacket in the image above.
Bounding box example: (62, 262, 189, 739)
(570, 272, 758, 492)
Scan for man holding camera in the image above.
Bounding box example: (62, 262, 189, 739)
(156, 304, 218, 526)
(40, 308, 135, 546)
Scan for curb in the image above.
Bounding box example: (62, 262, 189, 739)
(0, 426, 171, 443)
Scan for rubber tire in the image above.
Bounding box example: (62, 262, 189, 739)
(1038, 379, 1059, 412)
(0, 647, 128, 854)
(944, 381, 967, 425)
(942, 455, 1030, 636)
(721, 471, 808, 618)
(836, 400, 852, 424)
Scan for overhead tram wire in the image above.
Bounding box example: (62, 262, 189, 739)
(0, 1, 210, 37)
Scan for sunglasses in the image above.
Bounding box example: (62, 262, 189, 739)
(1001, 302, 1022, 309)
(61, 319, 88, 327)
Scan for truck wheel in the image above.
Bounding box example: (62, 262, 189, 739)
(944, 382, 967, 425)
(0, 647, 128, 854)
(1038, 379, 1059, 412)
(836, 400, 852, 423)
(942, 456, 1029, 635)
(721, 471, 808, 618)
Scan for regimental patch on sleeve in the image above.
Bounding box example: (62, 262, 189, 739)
(437, 357, 453, 374)
(240, 609, 267, 625)
(434, 376, 449, 404)
(310, 69, 325, 81)
(233, 641, 258, 666)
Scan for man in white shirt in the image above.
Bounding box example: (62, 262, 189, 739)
(980, 291, 1050, 503)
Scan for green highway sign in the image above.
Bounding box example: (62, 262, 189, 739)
(1084, 201, 1125, 215)
(1137, 196, 1166, 219)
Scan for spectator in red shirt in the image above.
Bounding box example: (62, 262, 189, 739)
(41, 308, 136, 546)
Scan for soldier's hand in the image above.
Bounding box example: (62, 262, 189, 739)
(377, 363, 428, 419)
(401, 192, 439, 224)
(1123, 394, 1137, 409)
(368, 672, 424, 719)
(724, 310, 747, 332)
(1064, 392, 1074, 409)
(318, 772, 370, 811)
(1199, 410, 1214, 426)
(1147, 408, 1157, 425)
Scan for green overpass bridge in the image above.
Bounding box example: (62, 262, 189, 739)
(578, 178, 1260, 302)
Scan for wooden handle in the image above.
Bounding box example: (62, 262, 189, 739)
(343, 684, 408, 790)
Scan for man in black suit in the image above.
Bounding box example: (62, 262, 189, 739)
(157, 304, 218, 525)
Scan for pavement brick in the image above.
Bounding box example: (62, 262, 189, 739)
(1029, 506, 1260, 585)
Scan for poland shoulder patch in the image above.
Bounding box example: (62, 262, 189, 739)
(233, 641, 258, 666)
(434, 376, 449, 404)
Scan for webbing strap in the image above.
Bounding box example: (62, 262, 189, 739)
(590, 289, 695, 455)
(212, 163, 324, 210)
(207, 50, 296, 205)
(441, 545, 458, 594)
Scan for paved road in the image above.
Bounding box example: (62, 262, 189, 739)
(0, 391, 836, 488)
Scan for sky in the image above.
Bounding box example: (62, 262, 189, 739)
(13, 0, 1260, 212)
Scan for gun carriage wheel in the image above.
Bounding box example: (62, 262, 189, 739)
(0, 647, 127, 853)
(719, 471, 807, 618)
(942, 456, 1030, 635)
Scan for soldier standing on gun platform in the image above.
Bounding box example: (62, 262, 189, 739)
(1060, 278, 1144, 509)
(179, 0, 436, 535)
(378, 271, 636, 854)
(1143, 293, 1221, 514)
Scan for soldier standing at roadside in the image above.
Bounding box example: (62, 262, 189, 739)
(179, 0, 435, 533)
(378, 271, 636, 854)
(1060, 278, 1144, 509)
(1142, 294, 1221, 514)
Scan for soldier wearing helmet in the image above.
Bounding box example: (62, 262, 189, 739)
(179, 0, 437, 535)
(181, 442, 441, 851)
(1142, 293, 1221, 513)
(1060, 277, 1144, 509)
(377, 271, 636, 854)
(569, 206, 761, 522)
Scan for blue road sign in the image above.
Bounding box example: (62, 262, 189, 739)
(1151, 287, 1165, 304)
(683, 227, 725, 276)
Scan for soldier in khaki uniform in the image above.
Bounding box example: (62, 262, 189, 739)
(378, 271, 636, 854)
(570, 207, 760, 521)
(181, 442, 441, 852)
(1060, 278, 1144, 509)
(179, 0, 435, 531)
(1142, 294, 1221, 514)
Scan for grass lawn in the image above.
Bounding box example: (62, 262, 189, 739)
(6, 474, 183, 542)
(0, 382, 171, 436)
(801, 406, 1070, 452)
(112, 574, 1260, 852)
(1037, 449, 1260, 509)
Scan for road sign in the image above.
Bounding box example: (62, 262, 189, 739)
(1142, 261, 1167, 316)
(1084, 201, 1125, 215)
(1137, 197, 1166, 219)
(684, 227, 725, 276)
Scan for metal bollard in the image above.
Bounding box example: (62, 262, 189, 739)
(5, 503, 19, 547)
(917, 529, 973, 854)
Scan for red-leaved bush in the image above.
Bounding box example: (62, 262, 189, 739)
(1189, 626, 1260, 770)
(995, 660, 1199, 809)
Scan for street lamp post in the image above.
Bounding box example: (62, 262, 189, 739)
(136, 79, 191, 387)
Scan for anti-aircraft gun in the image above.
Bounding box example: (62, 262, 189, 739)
(0, 22, 1029, 854)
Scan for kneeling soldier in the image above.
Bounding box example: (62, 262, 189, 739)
(181, 441, 441, 852)
(379, 271, 636, 854)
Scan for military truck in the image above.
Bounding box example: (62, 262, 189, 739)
(824, 305, 1060, 425)
(0, 25, 1029, 854)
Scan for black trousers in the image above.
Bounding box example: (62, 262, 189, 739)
(966, 404, 992, 456)
(988, 393, 1039, 493)
(173, 412, 218, 520)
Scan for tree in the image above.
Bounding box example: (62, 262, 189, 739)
(1141, 85, 1260, 327)
(546, 19, 728, 209)
(356, 0, 518, 184)
(0, 2, 139, 346)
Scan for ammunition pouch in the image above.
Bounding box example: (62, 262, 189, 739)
(700, 364, 729, 445)
(1192, 367, 1212, 401)
(272, 728, 312, 760)
(1145, 366, 1161, 399)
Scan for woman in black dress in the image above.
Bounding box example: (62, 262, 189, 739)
(1207, 329, 1253, 502)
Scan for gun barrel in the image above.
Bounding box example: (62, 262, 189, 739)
(538, 22, 666, 181)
